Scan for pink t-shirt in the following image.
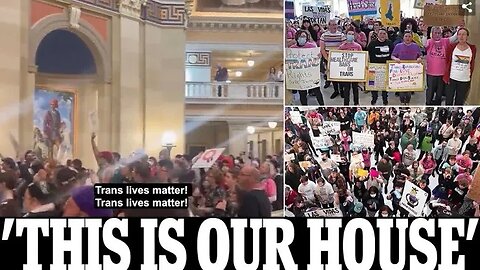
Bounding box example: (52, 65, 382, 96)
(339, 41, 363, 51)
(286, 27, 297, 40)
(425, 38, 450, 76)
(261, 178, 277, 198)
(289, 41, 317, 48)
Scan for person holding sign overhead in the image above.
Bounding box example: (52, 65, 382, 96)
(338, 27, 363, 105)
(289, 30, 325, 105)
(367, 28, 394, 105)
(391, 30, 423, 105)
(443, 28, 477, 105)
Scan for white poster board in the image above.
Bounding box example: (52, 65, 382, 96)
(89, 111, 98, 133)
(312, 136, 334, 149)
(304, 207, 343, 217)
(285, 153, 296, 162)
(352, 132, 375, 148)
(387, 62, 425, 91)
(400, 181, 429, 217)
(191, 148, 226, 169)
(327, 50, 368, 82)
(351, 153, 364, 164)
(289, 111, 303, 124)
(331, 154, 343, 163)
(302, 5, 331, 24)
(286, 48, 322, 90)
(321, 121, 341, 135)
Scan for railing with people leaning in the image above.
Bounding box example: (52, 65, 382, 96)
(185, 82, 284, 104)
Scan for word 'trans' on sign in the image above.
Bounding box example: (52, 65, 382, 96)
(286, 48, 321, 91)
(366, 63, 387, 91)
(387, 61, 425, 92)
(327, 50, 368, 82)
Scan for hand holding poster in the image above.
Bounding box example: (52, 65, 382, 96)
(328, 50, 368, 82)
(192, 148, 225, 169)
(352, 132, 375, 148)
(321, 121, 341, 135)
(366, 63, 387, 91)
(312, 136, 334, 149)
(400, 180, 429, 217)
(347, 0, 377, 16)
(289, 111, 303, 124)
(387, 61, 425, 92)
(286, 48, 321, 90)
(302, 5, 331, 24)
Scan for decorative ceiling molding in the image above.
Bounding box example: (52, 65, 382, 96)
(187, 21, 282, 32)
(118, 0, 147, 19)
(185, 52, 211, 66)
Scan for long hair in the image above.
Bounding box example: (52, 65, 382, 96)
(400, 18, 418, 33)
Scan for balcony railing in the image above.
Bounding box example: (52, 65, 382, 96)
(185, 82, 284, 104)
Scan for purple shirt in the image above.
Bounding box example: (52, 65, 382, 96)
(392, 42, 422, 61)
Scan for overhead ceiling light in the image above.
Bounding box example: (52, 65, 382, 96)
(268, 122, 278, 129)
(247, 60, 255, 67)
(246, 126, 256, 134)
(235, 71, 242, 77)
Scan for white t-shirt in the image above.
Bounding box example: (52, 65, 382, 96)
(298, 180, 316, 201)
(450, 46, 472, 82)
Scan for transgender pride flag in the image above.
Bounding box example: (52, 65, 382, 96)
(285, 0, 295, 20)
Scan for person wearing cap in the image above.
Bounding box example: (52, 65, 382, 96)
(90, 132, 115, 183)
(348, 201, 366, 217)
(63, 185, 113, 217)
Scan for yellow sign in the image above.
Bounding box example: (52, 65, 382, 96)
(380, 0, 400, 27)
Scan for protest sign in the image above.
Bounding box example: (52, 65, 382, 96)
(387, 61, 425, 92)
(347, 0, 377, 16)
(351, 153, 364, 164)
(192, 148, 225, 169)
(285, 153, 296, 162)
(366, 63, 387, 91)
(352, 132, 375, 148)
(414, 0, 446, 9)
(400, 180, 429, 217)
(304, 207, 343, 217)
(321, 121, 341, 135)
(286, 48, 321, 90)
(312, 136, 334, 149)
(424, 5, 465, 26)
(327, 50, 368, 82)
(331, 154, 343, 163)
(299, 161, 313, 170)
(289, 111, 303, 124)
(380, 0, 400, 27)
(302, 5, 331, 24)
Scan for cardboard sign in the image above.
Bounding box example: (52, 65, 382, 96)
(366, 63, 387, 91)
(400, 181, 429, 217)
(321, 121, 341, 135)
(289, 111, 303, 124)
(352, 132, 375, 148)
(414, 0, 447, 9)
(387, 61, 425, 92)
(328, 50, 368, 82)
(286, 48, 322, 90)
(304, 207, 343, 217)
(312, 136, 334, 149)
(347, 0, 377, 16)
(302, 5, 331, 24)
(424, 5, 465, 26)
(191, 148, 225, 169)
(380, 0, 400, 27)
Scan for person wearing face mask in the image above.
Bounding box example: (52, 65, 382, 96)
(443, 28, 477, 105)
(363, 186, 384, 217)
(391, 30, 423, 105)
(367, 21, 382, 46)
(289, 30, 325, 106)
(387, 182, 405, 217)
(367, 28, 394, 105)
(377, 205, 393, 217)
(422, 26, 459, 105)
(338, 27, 362, 105)
(320, 19, 346, 98)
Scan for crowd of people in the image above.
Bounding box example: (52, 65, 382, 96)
(286, 15, 476, 106)
(0, 133, 283, 217)
(285, 107, 480, 217)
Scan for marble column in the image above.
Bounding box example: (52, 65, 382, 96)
(144, 24, 186, 157)
(465, 1, 480, 104)
(0, 0, 22, 156)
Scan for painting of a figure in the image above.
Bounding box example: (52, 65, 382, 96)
(196, 0, 283, 13)
(33, 88, 75, 163)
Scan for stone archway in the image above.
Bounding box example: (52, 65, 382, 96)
(29, 12, 111, 82)
(25, 12, 114, 168)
